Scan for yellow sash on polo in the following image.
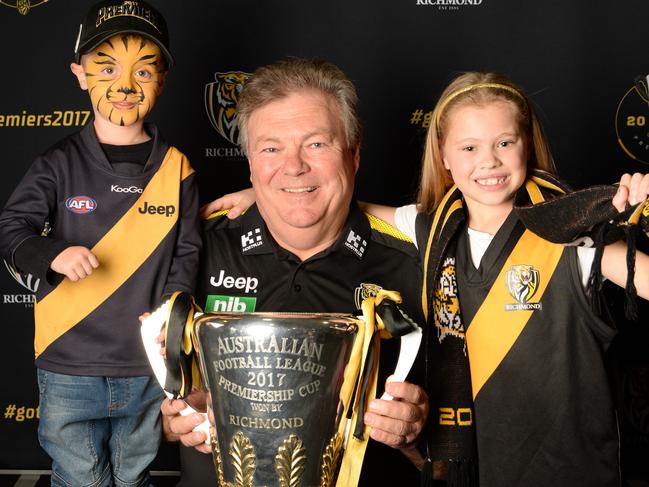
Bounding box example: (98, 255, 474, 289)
(33, 147, 193, 357)
(465, 230, 564, 400)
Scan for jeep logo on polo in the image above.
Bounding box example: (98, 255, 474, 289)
(111, 184, 143, 193)
(65, 196, 97, 214)
(210, 269, 258, 293)
(138, 202, 176, 217)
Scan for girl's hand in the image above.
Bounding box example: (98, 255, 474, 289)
(612, 173, 649, 212)
(200, 188, 256, 219)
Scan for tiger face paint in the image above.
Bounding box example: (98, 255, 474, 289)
(80, 34, 166, 127)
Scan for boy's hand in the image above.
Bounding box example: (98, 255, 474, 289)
(51, 246, 99, 281)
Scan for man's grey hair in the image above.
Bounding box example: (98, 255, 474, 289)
(236, 58, 361, 155)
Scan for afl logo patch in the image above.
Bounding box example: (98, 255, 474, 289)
(65, 196, 97, 214)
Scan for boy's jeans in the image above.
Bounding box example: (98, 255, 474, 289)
(37, 369, 164, 487)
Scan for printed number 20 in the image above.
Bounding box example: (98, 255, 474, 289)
(439, 407, 472, 426)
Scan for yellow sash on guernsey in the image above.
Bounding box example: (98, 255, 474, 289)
(421, 178, 568, 400)
(33, 148, 193, 356)
(465, 229, 563, 399)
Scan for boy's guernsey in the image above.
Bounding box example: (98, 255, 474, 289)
(0, 122, 200, 376)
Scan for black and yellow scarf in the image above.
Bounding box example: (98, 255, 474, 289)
(416, 170, 648, 486)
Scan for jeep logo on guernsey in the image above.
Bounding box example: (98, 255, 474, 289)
(65, 196, 97, 214)
(138, 202, 176, 217)
(210, 270, 259, 293)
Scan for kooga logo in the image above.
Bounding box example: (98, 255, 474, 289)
(111, 185, 143, 193)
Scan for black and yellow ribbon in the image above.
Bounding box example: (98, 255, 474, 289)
(336, 289, 419, 487)
(163, 291, 202, 399)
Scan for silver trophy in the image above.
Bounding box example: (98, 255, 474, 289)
(142, 291, 421, 487)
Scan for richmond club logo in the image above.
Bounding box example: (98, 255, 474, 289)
(505, 264, 541, 311)
(205, 71, 251, 146)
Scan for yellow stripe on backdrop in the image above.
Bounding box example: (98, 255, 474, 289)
(33, 148, 194, 356)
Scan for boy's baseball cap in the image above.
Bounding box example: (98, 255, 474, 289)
(74, 0, 174, 68)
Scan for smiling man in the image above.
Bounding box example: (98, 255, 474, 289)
(162, 58, 429, 486)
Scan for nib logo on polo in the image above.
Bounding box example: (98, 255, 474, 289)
(137, 202, 176, 217)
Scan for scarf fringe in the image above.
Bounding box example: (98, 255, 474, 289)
(447, 459, 479, 487)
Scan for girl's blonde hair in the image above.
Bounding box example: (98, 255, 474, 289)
(417, 72, 556, 213)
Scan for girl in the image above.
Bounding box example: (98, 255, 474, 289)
(202, 72, 649, 486)
(369, 72, 649, 487)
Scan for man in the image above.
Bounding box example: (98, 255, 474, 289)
(162, 58, 428, 486)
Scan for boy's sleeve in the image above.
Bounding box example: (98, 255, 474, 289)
(0, 155, 70, 281)
(162, 170, 201, 297)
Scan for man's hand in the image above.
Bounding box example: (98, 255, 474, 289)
(161, 392, 211, 454)
(50, 246, 99, 281)
(364, 379, 428, 449)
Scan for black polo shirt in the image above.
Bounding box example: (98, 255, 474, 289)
(179, 201, 424, 487)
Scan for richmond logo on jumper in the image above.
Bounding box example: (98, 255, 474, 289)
(210, 270, 259, 293)
(111, 184, 143, 193)
(65, 196, 97, 214)
(138, 202, 175, 217)
(505, 264, 542, 311)
(241, 228, 263, 252)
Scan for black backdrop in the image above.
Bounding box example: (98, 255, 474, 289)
(1, 0, 648, 479)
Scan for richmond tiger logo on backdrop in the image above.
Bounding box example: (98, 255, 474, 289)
(205, 71, 251, 147)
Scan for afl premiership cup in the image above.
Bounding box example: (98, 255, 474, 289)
(141, 291, 421, 487)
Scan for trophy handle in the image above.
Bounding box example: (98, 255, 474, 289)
(140, 300, 210, 444)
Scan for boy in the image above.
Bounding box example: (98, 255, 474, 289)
(0, 1, 200, 486)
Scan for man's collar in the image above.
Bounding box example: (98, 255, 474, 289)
(238, 201, 372, 261)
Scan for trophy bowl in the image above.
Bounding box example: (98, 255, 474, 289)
(193, 312, 359, 487)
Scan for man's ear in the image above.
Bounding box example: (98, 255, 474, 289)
(351, 144, 361, 174)
(70, 62, 88, 91)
